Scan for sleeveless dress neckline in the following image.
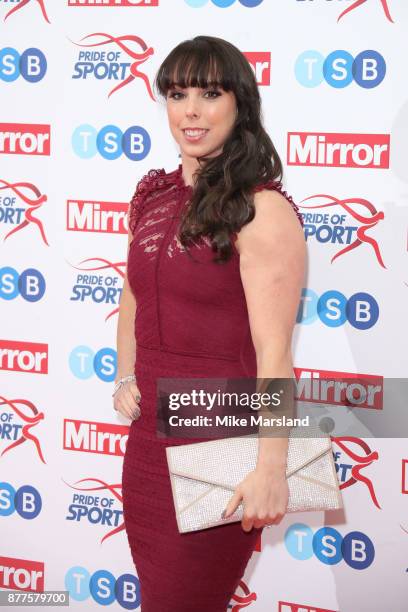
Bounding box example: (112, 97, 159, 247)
(174, 163, 193, 191)
(161, 163, 304, 227)
(143, 163, 192, 193)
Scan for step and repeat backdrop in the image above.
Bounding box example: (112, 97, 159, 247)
(1, 1, 408, 610)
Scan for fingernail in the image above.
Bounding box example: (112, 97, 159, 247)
(221, 509, 226, 519)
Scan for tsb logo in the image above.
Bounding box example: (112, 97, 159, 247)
(65, 566, 140, 608)
(295, 50, 386, 88)
(72, 124, 150, 160)
(0, 482, 42, 519)
(285, 523, 375, 569)
(69, 345, 116, 381)
(0, 267, 45, 302)
(0, 47, 47, 83)
(185, 0, 263, 7)
(297, 289, 379, 329)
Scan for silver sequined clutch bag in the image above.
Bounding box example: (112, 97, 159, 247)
(165, 426, 343, 533)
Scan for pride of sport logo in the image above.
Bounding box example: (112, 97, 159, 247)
(64, 475, 124, 543)
(337, 0, 394, 23)
(0, 123, 50, 156)
(295, 0, 394, 23)
(66, 199, 128, 234)
(1, 0, 50, 23)
(0, 178, 49, 245)
(68, 257, 125, 321)
(332, 436, 381, 509)
(299, 192, 385, 268)
(279, 603, 338, 612)
(287, 132, 390, 169)
(0, 47, 47, 83)
(70, 32, 155, 99)
(228, 580, 257, 610)
(0, 396, 46, 463)
(63, 418, 129, 456)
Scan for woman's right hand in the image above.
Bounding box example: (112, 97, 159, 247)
(113, 380, 141, 421)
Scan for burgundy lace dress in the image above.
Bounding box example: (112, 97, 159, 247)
(122, 164, 303, 611)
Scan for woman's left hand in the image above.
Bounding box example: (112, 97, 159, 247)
(222, 467, 289, 532)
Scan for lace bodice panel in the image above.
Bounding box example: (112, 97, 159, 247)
(126, 165, 303, 368)
(129, 165, 303, 232)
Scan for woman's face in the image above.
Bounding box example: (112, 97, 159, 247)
(166, 84, 237, 161)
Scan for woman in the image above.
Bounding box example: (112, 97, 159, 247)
(114, 35, 306, 612)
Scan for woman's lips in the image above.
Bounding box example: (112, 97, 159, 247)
(182, 129, 209, 142)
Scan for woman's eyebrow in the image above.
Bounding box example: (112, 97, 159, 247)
(170, 84, 221, 90)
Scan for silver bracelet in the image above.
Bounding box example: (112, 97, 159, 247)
(112, 374, 136, 397)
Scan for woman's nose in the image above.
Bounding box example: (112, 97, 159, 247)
(185, 97, 200, 118)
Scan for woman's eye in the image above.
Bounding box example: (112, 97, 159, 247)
(167, 89, 221, 100)
(205, 90, 221, 98)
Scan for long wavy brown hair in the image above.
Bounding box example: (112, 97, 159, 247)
(154, 35, 283, 264)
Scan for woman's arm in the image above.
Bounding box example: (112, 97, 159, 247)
(113, 227, 141, 421)
(116, 271, 136, 381)
(223, 187, 306, 531)
(240, 187, 306, 471)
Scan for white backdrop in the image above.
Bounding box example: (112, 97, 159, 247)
(1, 1, 408, 610)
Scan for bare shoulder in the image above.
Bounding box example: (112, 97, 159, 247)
(234, 188, 306, 261)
